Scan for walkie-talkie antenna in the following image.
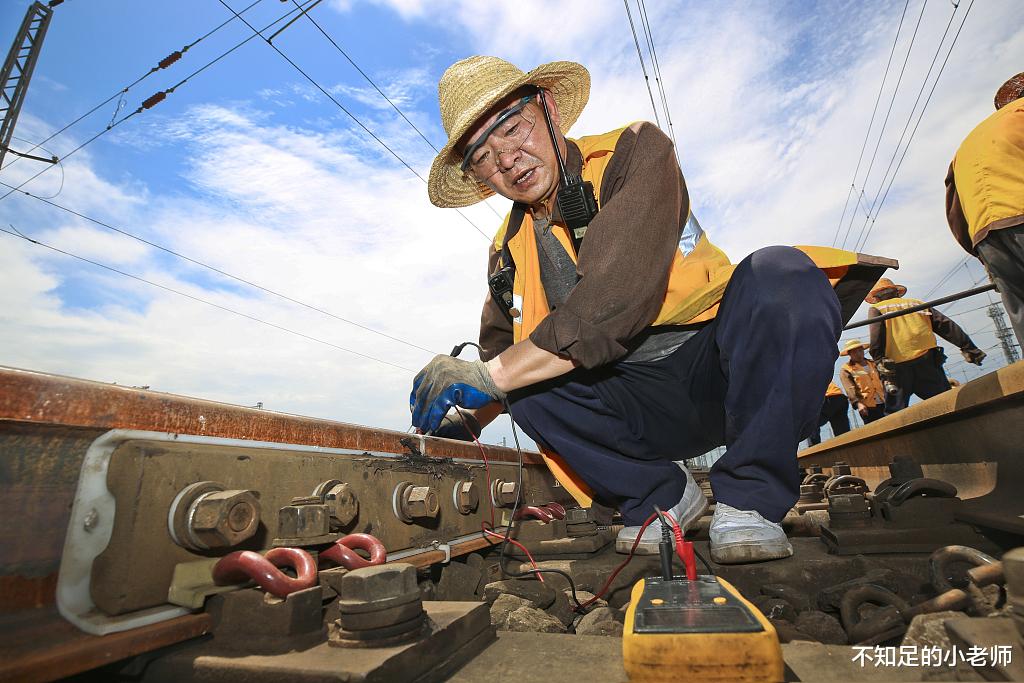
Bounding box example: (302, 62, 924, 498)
(535, 86, 598, 244)
(537, 87, 572, 185)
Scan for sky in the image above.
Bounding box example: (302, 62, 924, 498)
(1, 0, 1022, 448)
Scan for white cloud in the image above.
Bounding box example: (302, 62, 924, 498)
(3, 0, 1022, 450)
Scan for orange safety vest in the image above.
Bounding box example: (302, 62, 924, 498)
(825, 382, 844, 398)
(841, 360, 884, 408)
(951, 99, 1024, 247)
(870, 297, 937, 363)
(492, 125, 861, 506)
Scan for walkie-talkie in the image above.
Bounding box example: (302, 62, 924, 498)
(537, 88, 598, 253)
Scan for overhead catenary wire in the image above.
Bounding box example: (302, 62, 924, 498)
(7, 136, 64, 199)
(635, 0, 679, 157)
(286, 0, 504, 223)
(832, 0, 911, 247)
(217, 0, 491, 241)
(0, 0, 321, 205)
(837, 0, 929, 250)
(622, 0, 661, 127)
(1, 180, 439, 356)
(924, 256, 971, 299)
(853, 0, 975, 252)
(2, 225, 416, 373)
(0, 0, 268, 174)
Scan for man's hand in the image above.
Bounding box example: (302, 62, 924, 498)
(410, 355, 506, 434)
(962, 348, 986, 366)
(855, 401, 869, 419)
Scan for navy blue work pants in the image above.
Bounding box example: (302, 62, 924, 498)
(883, 348, 950, 414)
(808, 394, 851, 446)
(508, 247, 842, 525)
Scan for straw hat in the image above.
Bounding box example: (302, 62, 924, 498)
(427, 56, 590, 208)
(995, 72, 1024, 110)
(865, 277, 907, 304)
(840, 339, 867, 356)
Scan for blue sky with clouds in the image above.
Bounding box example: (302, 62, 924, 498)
(1, 0, 1022, 446)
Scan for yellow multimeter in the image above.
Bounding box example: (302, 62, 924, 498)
(622, 575, 784, 683)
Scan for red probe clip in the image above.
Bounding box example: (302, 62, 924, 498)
(663, 511, 698, 580)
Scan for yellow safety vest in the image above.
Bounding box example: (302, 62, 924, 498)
(825, 382, 844, 398)
(871, 297, 937, 363)
(841, 360, 884, 408)
(492, 125, 861, 506)
(952, 98, 1024, 247)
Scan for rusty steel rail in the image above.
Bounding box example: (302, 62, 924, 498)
(0, 365, 538, 465)
(0, 365, 553, 682)
(800, 360, 1024, 536)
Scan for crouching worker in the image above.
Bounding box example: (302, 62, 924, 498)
(410, 56, 884, 564)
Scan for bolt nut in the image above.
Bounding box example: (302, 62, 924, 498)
(564, 507, 592, 525)
(453, 480, 479, 514)
(492, 479, 518, 508)
(278, 500, 331, 539)
(190, 489, 261, 549)
(323, 482, 359, 527)
(340, 563, 419, 604)
(400, 485, 439, 521)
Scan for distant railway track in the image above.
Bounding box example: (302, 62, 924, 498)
(800, 360, 1024, 536)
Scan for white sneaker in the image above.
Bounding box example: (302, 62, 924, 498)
(709, 503, 793, 564)
(615, 463, 709, 555)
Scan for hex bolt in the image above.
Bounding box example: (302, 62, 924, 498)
(1002, 547, 1024, 637)
(278, 496, 331, 539)
(319, 481, 359, 527)
(453, 480, 479, 514)
(189, 489, 261, 550)
(341, 563, 419, 603)
(492, 479, 518, 508)
(394, 482, 439, 523)
(564, 507, 592, 525)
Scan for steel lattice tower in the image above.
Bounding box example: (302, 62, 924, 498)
(0, 2, 53, 168)
(988, 303, 1021, 365)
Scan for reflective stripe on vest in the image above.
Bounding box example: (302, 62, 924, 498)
(871, 297, 937, 363)
(842, 361, 884, 407)
(952, 100, 1024, 246)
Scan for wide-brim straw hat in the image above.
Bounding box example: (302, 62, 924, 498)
(427, 56, 590, 209)
(865, 277, 907, 304)
(840, 339, 867, 356)
(995, 72, 1024, 110)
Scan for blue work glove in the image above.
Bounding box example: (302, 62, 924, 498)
(410, 355, 505, 434)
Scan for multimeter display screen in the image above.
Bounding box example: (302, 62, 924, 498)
(633, 577, 765, 634)
(639, 605, 760, 632)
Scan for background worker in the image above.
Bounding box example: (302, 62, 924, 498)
(838, 339, 885, 424)
(410, 56, 869, 565)
(867, 278, 986, 414)
(945, 71, 1024, 344)
(807, 382, 850, 446)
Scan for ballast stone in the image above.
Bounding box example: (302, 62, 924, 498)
(505, 606, 565, 633)
(482, 579, 556, 609)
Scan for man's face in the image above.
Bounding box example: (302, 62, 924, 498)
(850, 347, 865, 363)
(459, 88, 565, 207)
